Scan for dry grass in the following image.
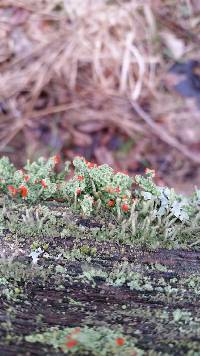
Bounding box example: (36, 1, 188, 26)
(0, 0, 200, 191)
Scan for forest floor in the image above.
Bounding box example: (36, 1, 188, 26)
(1, 1, 200, 194)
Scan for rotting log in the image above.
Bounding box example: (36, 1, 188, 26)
(0, 205, 200, 355)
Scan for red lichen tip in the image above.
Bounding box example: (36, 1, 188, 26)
(108, 199, 115, 207)
(115, 337, 125, 346)
(41, 179, 47, 188)
(87, 162, 96, 169)
(24, 175, 30, 182)
(76, 188, 81, 195)
(77, 175, 84, 181)
(7, 185, 18, 196)
(65, 339, 78, 349)
(19, 185, 28, 198)
(115, 187, 120, 193)
(122, 204, 129, 212)
(52, 154, 61, 165)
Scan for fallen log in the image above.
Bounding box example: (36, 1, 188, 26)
(0, 202, 200, 355)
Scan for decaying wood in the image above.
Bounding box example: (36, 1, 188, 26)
(0, 209, 200, 355)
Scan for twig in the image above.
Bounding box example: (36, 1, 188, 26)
(131, 101, 200, 164)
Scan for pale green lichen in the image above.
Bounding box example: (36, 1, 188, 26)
(25, 325, 143, 355)
(1, 155, 200, 248)
(0, 156, 200, 355)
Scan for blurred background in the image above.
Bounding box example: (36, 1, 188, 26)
(0, 0, 200, 194)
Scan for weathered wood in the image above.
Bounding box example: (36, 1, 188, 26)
(0, 235, 200, 356)
(0, 206, 200, 355)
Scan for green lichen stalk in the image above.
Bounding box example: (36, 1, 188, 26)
(0, 155, 200, 248)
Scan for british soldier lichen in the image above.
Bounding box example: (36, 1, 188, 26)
(0, 155, 200, 248)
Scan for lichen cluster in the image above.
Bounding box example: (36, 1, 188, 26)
(0, 155, 200, 248)
(0, 155, 200, 354)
